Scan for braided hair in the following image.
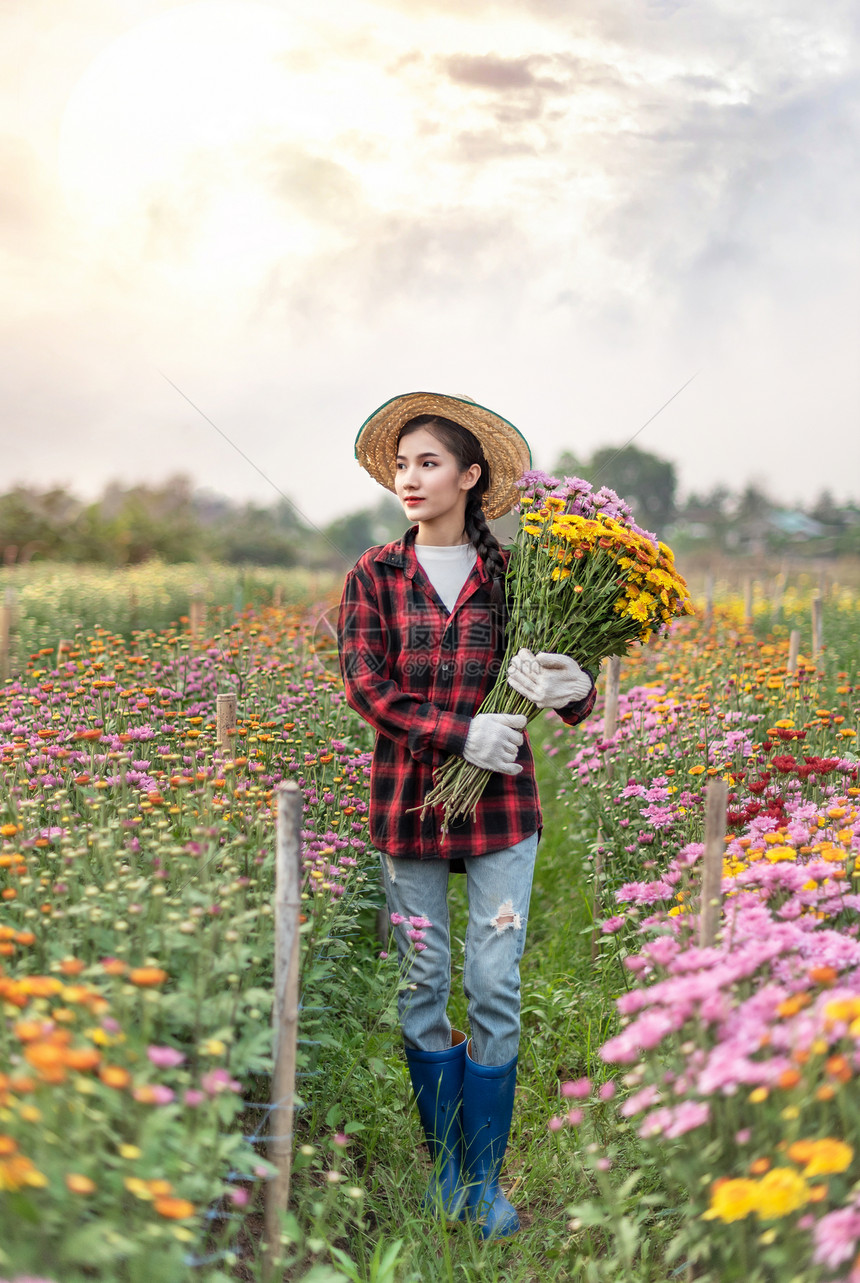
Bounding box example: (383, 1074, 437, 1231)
(397, 413, 507, 602)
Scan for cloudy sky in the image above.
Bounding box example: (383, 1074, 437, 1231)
(2, 0, 858, 525)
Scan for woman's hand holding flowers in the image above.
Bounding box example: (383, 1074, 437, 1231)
(463, 713, 527, 775)
(506, 647, 592, 709)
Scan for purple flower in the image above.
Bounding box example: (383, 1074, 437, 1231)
(814, 1204, 860, 1269)
(619, 1084, 661, 1116)
(200, 1068, 241, 1096)
(518, 469, 561, 492)
(147, 1045, 186, 1069)
(561, 1078, 591, 1099)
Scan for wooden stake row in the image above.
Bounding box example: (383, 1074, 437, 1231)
(265, 781, 303, 1267)
(0, 589, 17, 682)
(699, 779, 729, 948)
(216, 692, 237, 747)
(0, 596, 12, 682)
(603, 656, 621, 742)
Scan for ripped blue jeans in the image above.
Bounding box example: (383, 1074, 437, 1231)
(379, 832, 539, 1067)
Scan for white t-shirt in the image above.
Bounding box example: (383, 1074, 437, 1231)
(414, 542, 478, 613)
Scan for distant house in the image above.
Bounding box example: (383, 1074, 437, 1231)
(768, 511, 825, 538)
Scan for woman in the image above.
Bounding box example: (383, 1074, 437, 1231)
(337, 392, 596, 1238)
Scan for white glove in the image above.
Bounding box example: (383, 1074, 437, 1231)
(506, 647, 592, 709)
(462, 713, 527, 775)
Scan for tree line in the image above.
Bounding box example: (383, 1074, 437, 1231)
(1, 446, 857, 570)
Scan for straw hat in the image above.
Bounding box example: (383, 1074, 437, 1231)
(354, 391, 532, 521)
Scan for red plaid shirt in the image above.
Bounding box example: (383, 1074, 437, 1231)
(337, 527, 596, 860)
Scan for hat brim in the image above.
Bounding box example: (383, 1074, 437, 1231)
(354, 392, 532, 521)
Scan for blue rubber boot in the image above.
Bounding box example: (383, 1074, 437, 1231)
(462, 1041, 520, 1239)
(404, 1030, 467, 1220)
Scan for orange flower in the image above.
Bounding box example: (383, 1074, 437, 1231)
(154, 1196, 195, 1220)
(99, 1065, 131, 1089)
(826, 1055, 852, 1083)
(25, 1041, 69, 1082)
(60, 957, 86, 976)
(129, 967, 168, 987)
(14, 1021, 44, 1043)
(788, 1140, 816, 1165)
(20, 977, 62, 998)
(66, 1172, 96, 1194)
(64, 1047, 101, 1072)
(0, 1149, 47, 1191)
(777, 1068, 802, 1090)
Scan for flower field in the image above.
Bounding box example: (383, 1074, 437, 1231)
(0, 592, 382, 1282)
(1, 566, 858, 1283)
(0, 562, 337, 660)
(549, 584, 860, 1281)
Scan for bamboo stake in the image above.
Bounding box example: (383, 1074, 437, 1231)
(0, 589, 15, 682)
(590, 838, 604, 963)
(743, 577, 753, 625)
(704, 573, 714, 623)
(812, 594, 823, 661)
(699, 779, 729, 949)
(273, 584, 283, 609)
(603, 656, 621, 741)
(216, 693, 237, 748)
(265, 782, 303, 1266)
(189, 597, 206, 639)
(787, 629, 801, 675)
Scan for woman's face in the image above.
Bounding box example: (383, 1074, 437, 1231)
(394, 427, 480, 525)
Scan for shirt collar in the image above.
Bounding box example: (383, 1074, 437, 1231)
(374, 526, 490, 584)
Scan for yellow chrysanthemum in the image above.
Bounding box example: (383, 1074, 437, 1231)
(704, 1178, 758, 1222)
(754, 1167, 809, 1219)
(789, 1138, 853, 1177)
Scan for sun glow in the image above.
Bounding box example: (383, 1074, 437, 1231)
(55, 0, 402, 277)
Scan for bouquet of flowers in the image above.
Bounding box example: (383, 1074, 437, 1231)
(423, 470, 694, 832)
